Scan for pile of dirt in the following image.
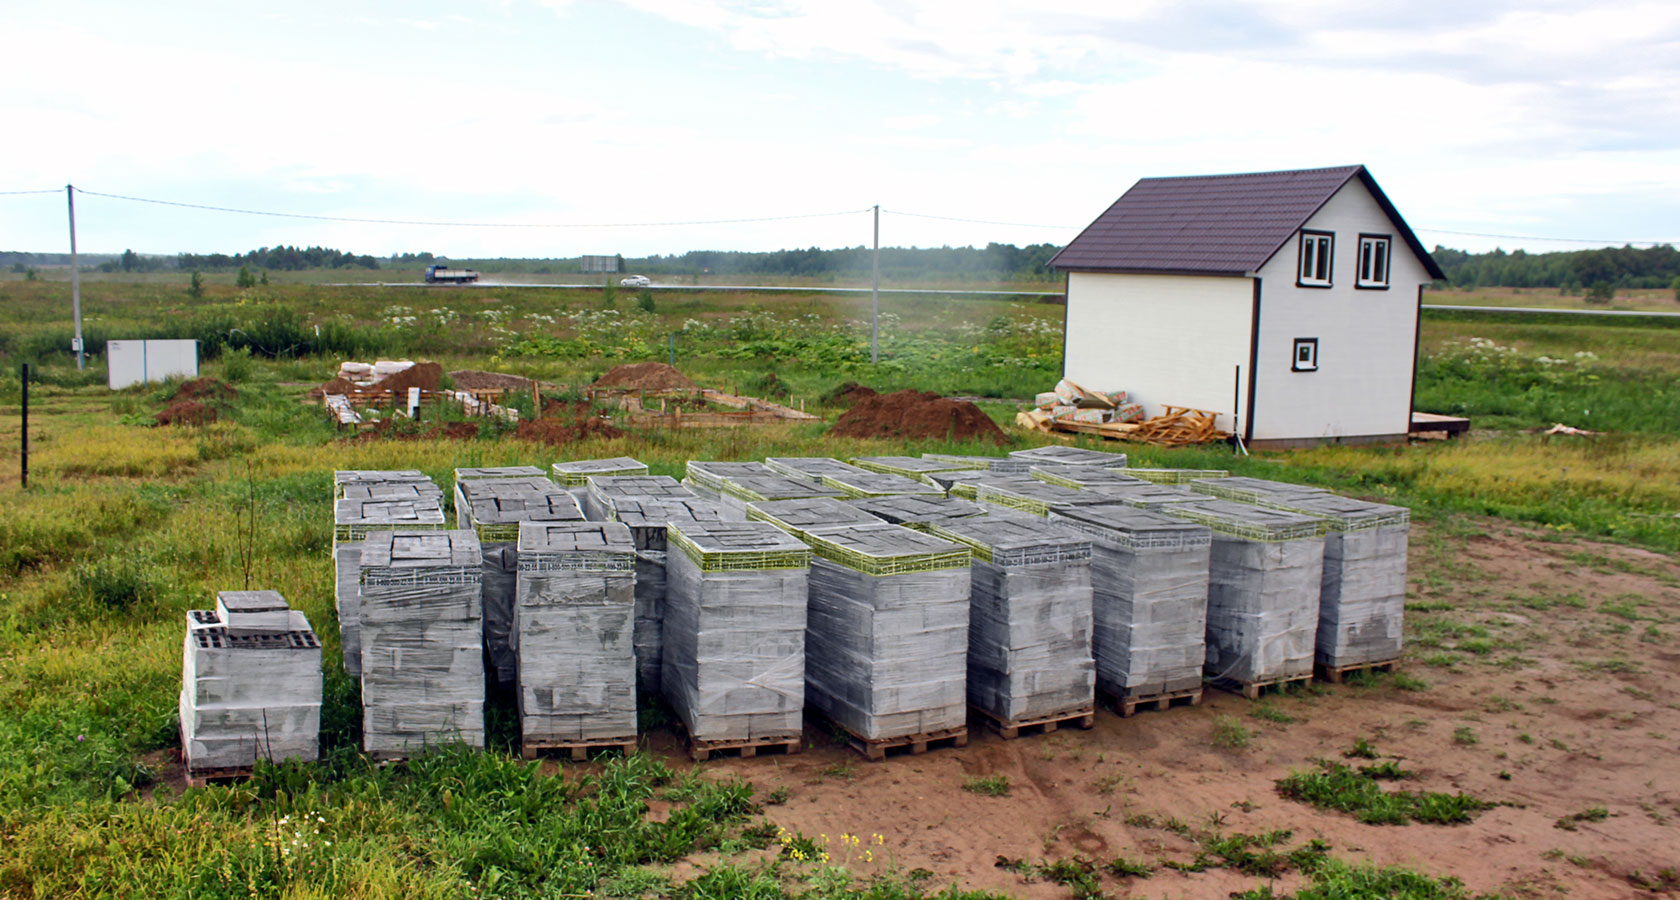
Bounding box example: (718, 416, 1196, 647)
(155, 377, 235, 426)
(593, 362, 697, 392)
(823, 381, 878, 407)
(315, 362, 444, 398)
(830, 389, 1007, 444)
(172, 377, 237, 402)
(155, 399, 217, 426)
(515, 416, 625, 446)
(449, 370, 532, 391)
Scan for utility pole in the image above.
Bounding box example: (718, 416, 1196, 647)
(67, 185, 84, 370)
(871, 204, 880, 366)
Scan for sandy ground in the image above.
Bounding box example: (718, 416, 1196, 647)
(672, 520, 1680, 899)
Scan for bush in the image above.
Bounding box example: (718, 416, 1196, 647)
(221, 346, 254, 382)
(187, 270, 203, 298)
(77, 555, 156, 611)
(1585, 281, 1614, 304)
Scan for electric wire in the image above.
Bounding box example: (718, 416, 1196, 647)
(884, 208, 1081, 230)
(0, 189, 62, 196)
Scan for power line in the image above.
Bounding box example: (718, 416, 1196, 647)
(0, 189, 61, 196)
(1417, 227, 1675, 247)
(884, 208, 1080, 230)
(72, 187, 871, 229)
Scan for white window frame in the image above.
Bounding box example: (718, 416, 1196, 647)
(1357, 234, 1391, 289)
(1297, 230, 1333, 288)
(1292, 337, 1319, 372)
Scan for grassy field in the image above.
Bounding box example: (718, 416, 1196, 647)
(0, 278, 1677, 898)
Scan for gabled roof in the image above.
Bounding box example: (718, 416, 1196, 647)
(1049, 164, 1445, 280)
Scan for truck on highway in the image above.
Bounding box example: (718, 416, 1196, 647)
(424, 264, 479, 284)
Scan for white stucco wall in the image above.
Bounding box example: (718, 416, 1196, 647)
(1249, 180, 1430, 441)
(1063, 272, 1253, 434)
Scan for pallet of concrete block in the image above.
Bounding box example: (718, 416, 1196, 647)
(662, 521, 812, 761)
(611, 496, 727, 692)
(849, 494, 989, 530)
(1009, 445, 1128, 469)
(682, 461, 774, 503)
(552, 457, 649, 506)
(334, 469, 442, 500)
(454, 466, 546, 489)
(1162, 500, 1325, 698)
(1029, 464, 1146, 491)
(927, 515, 1097, 738)
(939, 469, 1029, 500)
(1081, 482, 1206, 511)
(849, 455, 977, 486)
(180, 591, 322, 785)
(796, 523, 973, 760)
(333, 493, 447, 678)
(684, 461, 846, 521)
(1123, 467, 1230, 485)
(973, 475, 1116, 518)
(1189, 476, 1329, 505)
(455, 477, 585, 686)
(514, 522, 639, 759)
(1048, 504, 1212, 716)
(921, 453, 1033, 475)
(584, 475, 697, 521)
(1248, 494, 1410, 681)
(358, 530, 485, 759)
(767, 457, 943, 499)
(745, 497, 881, 538)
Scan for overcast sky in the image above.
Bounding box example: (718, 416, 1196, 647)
(2, 0, 1676, 259)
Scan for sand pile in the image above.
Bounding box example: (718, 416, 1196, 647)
(831, 390, 1007, 444)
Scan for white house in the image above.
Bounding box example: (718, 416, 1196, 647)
(1049, 165, 1445, 449)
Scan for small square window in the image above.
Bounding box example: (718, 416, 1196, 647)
(1292, 338, 1319, 372)
(1357, 234, 1391, 289)
(1298, 231, 1333, 287)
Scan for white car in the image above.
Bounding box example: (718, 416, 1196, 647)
(620, 275, 651, 287)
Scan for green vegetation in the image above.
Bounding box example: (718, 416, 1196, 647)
(962, 775, 1011, 797)
(1554, 806, 1611, 831)
(1276, 761, 1495, 825)
(1431, 243, 1680, 291)
(1211, 714, 1251, 749)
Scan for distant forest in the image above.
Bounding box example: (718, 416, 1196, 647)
(6, 241, 1678, 290)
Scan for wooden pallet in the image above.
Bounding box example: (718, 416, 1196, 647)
(184, 764, 254, 788)
(1317, 659, 1401, 684)
(685, 733, 803, 762)
(1107, 687, 1203, 718)
(848, 726, 968, 761)
(972, 705, 1096, 740)
(1213, 674, 1313, 700)
(521, 736, 637, 761)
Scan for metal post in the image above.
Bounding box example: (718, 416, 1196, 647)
(20, 364, 28, 490)
(67, 186, 84, 370)
(871, 204, 880, 366)
(668, 333, 675, 367)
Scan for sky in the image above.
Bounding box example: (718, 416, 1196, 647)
(1, 0, 1677, 260)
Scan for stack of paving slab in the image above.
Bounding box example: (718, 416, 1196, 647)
(921, 453, 1033, 475)
(514, 522, 639, 748)
(1081, 482, 1207, 510)
(1028, 464, 1147, 491)
(939, 469, 1032, 500)
(849, 455, 975, 486)
(1009, 445, 1129, 469)
(611, 496, 727, 690)
(1246, 493, 1410, 671)
(358, 530, 486, 757)
(973, 475, 1117, 517)
(849, 494, 990, 530)
(767, 457, 943, 500)
(1122, 468, 1231, 485)
(1162, 498, 1325, 687)
(334, 469, 439, 500)
(744, 496, 882, 538)
(454, 465, 546, 489)
(684, 460, 846, 521)
(551, 457, 649, 508)
(180, 591, 322, 776)
(928, 515, 1097, 725)
(584, 474, 697, 522)
(1048, 505, 1212, 701)
(332, 476, 447, 678)
(454, 475, 586, 685)
(662, 521, 812, 745)
(796, 523, 973, 742)
(1188, 476, 1332, 505)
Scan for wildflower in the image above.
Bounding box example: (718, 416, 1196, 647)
(76, 735, 85, 742)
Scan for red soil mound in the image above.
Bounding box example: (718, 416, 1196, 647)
(515, 417, 625, 445)
(594, 362, 696, 392)
(824, 381, 877, 407)
(155, 399, 217, 426)
(316, 363, 444, 398)
(172, 377, 237, 402)
(830, 390, 1007, 444)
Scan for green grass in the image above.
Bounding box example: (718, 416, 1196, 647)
(1275, 761, 1495, 826)
(1211, 715, 1252, 750)
(961, 775, 1011, 798)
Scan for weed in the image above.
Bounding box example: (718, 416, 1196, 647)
(1344, 737, 1379, 759)
(1107, 856, 1154, 878)
(1276, 761, 1495, 825)
(1212, 715, 1251, 750)
(963, 775, 1011, 797)
(1554, 807, 1611, 830)
(764, 786, 790, 805)
(1390, 671, 1429, 691)
(1250, 702, 1297, 724)
(1453, 726, 1480, 746)
(819, 761, 858, 783)
(1091, 774, 1122, 795)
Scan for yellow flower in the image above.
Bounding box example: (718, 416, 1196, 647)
(864, 851, 873, 863)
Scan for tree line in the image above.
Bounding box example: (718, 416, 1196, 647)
(175, 245, 380, 271)
(1430, 244, 1680, 292)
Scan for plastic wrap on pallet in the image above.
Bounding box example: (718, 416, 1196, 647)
(584, 475, 697, 521)
(334, 469, 438, 500)
(707, 474, 845, 522)
(806, 553, 971, 740)
(1122, 468, 1230, 485)
(1049, 505, 1212, 698)
(611, 496, 726, 552)
(180, 600, 322, 772)
(1034, 391, 1059, 409)
(849, 455, 972, 485)
(746, 497, 882, 537)
(1028, 464, 1146, 490)
(974, 476, 1116, 517)
(1188, 476, 1330, 504)
(340, 482, 445, 502)
(1008, 445, 1128, 468)
(928, 516, 1096, 723)
(633, 550, 668, 690)
(938, 470, 1022, 499)
(333, 496, 447, 678)
(661, 522, 811, 743)
(454, 466, 545, 488)
(358, 530, 486, 756)
(1081, 482, 1205, 510)
(849, 494, 989, 528)
(552, 457, 649, 506)
(763, 456, 866, 480)
(819, 469, 947, 499)
(921, 453, 1033, 475)
(514, 522, 639, 743)
(1163, 501, 1324, 685)
(685, 461, 774, 494)
(1251, 495, 1410, 668)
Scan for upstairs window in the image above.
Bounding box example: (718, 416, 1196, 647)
(1298, 230, 1333, 287)
(1357, 234, 1391, 289)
